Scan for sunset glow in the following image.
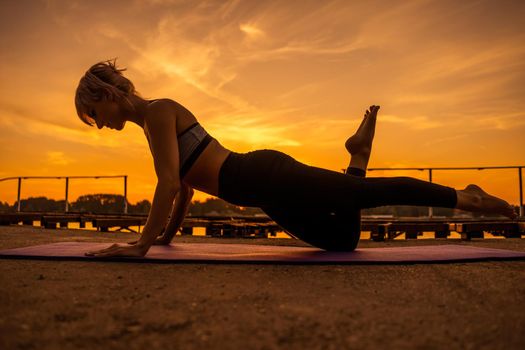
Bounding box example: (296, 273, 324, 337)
(1, 0, 524, 206)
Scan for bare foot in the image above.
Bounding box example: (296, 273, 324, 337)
(345, 105, 380, 157)
(457, 184, 517, 219)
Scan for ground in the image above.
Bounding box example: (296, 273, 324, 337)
(0, 225, 524, 350)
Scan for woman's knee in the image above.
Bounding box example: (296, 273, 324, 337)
(300, 230, 361, 252)
(315, 239, 359, 252)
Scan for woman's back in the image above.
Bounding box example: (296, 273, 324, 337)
(144, 98, 232, 196)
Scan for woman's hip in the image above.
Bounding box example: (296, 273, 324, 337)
(217, 148, 364, 209)
(217, 149, 299, 207)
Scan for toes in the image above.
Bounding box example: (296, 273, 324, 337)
(364, 105, 381, 117)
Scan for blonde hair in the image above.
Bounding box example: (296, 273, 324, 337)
(75, 58, 142, 126)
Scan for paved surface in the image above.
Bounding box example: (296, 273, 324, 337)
(0, 225, 524, 350)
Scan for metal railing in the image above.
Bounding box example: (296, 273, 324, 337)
(2, 165, 524, 218)
(0, 175, 128, 213)
(364, 166, 524, 217)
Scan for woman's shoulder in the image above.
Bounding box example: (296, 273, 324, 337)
(144, 99, 176, 132)
(148, 98, 192, 116)
(145, 98, 198, 132)
(148, 98, 177, 111)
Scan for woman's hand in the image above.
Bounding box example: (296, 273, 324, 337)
(127, 226, 171, 246)
(152, 235, 172, 245)
(85, 243, 148, 258)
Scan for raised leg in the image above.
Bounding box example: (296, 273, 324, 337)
(231, 105, 516, 255)
(456, 184, 516, 219)
(345, 105, 379, 173)
(260, 106, 381, 251)
(345, 106, 515, 219)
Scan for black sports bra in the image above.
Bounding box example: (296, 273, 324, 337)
(147, 99, 213, 179)
(177, 122, 213, 178)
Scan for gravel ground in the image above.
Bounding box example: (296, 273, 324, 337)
(0, 225, 524, 350)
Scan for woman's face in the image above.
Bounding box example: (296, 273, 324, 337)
(86, 98, 127, 130)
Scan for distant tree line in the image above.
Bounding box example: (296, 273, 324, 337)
(1, 193, 515, 218)
(0, 194, 266, 216)
(0, 194, 150, 214)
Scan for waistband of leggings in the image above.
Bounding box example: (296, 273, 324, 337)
(218, 151, 242, 197)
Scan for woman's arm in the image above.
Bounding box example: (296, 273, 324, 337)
(127, 183, 193, 246)
(159, 183, 194, 243)
(85, 102, 181, 258)
(86, 182, 178, 258)
(136, 181, 179, 249)
(137, 102, 183, 250)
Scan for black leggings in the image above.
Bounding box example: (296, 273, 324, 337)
(217, 149, 457, 251)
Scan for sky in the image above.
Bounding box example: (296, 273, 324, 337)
(0, 0, 524, 207)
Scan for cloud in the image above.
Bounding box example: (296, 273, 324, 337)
(473, 113, 525, 131)
(381, 114, 444, 130)
(1, 0, 524, 207)
(213, 123, 301, 148)
(45, 151, 74, 166)
(239, 23, 265, 39)
(207, 109, 303, 148)
(422, 133, 469, 147)
(235, 41, 364, 62)
(0, 112, 145, 150)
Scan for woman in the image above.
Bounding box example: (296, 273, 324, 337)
(75, 59, 517, 258)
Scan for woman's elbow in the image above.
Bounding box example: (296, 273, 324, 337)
(184, 183, 195, 196)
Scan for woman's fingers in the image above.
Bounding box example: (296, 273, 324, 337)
(86, 246, 123, 257)
(85, 244, 146, 258)
(85, 243, 121, 256)
(100, 243, 119, 250)
(90, 248, 124, 257)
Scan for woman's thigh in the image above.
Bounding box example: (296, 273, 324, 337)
(218, 149, 365, 210)
(259, 166, 365, 252)
(261, 205, 361, 251)
(219, 149, 457, 210)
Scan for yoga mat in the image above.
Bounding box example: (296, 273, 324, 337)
(0, 242, 524, 264)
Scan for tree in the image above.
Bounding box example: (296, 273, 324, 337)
(12, 196, 64, 212)
(129, 199, 151, 214)
(70, 193, 126, 214)
(188, 198, 266, 216)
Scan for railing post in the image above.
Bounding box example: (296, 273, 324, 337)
(519, 167, 523, 218)
(65, 177, 69, 213)
(17, 177, 21, 212)
(428, 169, 433, 218)
(124, 175, 128, 214)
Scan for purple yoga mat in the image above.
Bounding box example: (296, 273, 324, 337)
(0, 242, 524, 264)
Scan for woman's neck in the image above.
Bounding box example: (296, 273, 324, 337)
(125, 94, 153, 128)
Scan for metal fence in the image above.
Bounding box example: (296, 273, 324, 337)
(2, 165, 524, 218)
(364, 166, 524, 217)
(0, 175, 128, 213)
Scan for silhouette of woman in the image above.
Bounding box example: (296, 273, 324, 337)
(75, 59, 516, 258)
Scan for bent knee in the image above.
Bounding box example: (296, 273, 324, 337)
(323, 244, 358, 252)
(305, 238, 359, 252)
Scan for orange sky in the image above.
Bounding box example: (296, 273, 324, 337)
(0, 0, 524, 207)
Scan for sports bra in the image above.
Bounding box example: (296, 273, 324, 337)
(177, 122, 214, 178)
(147, 99, 213, 179)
